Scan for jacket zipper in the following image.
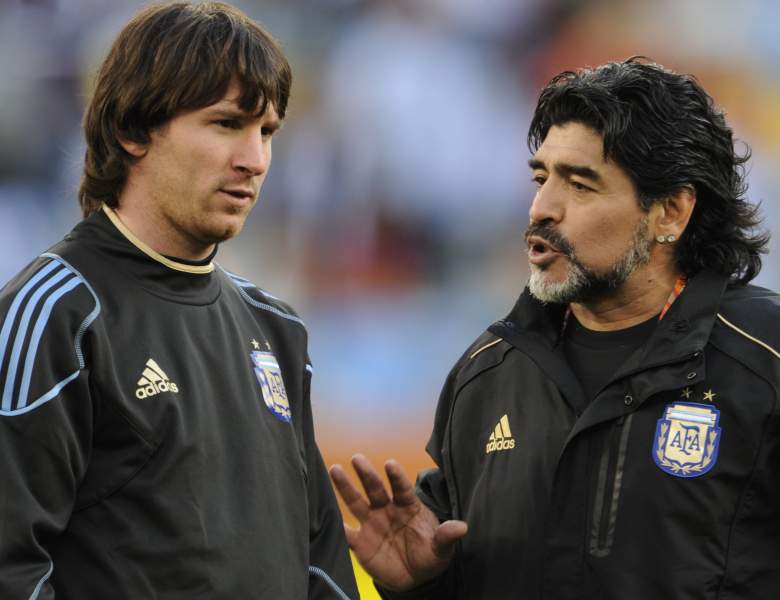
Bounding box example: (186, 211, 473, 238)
(589, 413, 634, 558)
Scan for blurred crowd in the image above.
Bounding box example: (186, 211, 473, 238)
(1, 0, 779, 460)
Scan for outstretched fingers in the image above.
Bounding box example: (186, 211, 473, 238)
(351, 454, 392, 509)
(333, 457, 462, 592)
(330, 463, 371, 523)
(384, 459, 418, 507)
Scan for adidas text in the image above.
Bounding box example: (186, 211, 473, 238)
(486, 439, 515, 453)
(135, 358, 179, 399)
(136, 380, 179, 399)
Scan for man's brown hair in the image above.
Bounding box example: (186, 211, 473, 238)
(79, 1, 292, 217)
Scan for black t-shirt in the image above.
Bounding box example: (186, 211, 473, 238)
(563, 312, 659, 403)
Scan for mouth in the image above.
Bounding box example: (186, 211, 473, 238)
(218, 188, 256, 210)
(220, 188, 255, 201)
(527, 235, 562, 267)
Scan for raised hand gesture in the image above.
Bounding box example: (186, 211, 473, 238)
(329, 455, 467, 593)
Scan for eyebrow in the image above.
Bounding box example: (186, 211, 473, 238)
(528, 158, 604, 185)
(206, 107, 282, 132)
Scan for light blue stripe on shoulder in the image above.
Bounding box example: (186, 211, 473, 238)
(0, 261, 60, 396)
(257, 287, 282, 301)
(218, 266, 305, 327)
(11, 371, 81, 416)
(0, 254, 101, 416)
(17, 277, 83, 408)
(237, 286, 306, 326)
(223, 268, 253, 287)
(221, 267, 283, 300)
(223, 268, 250, 283)
(1, 267, 72, 411)
(41, 253, 101, 370)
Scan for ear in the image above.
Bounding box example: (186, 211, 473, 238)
(650, 186, 696, 242)
(118, 136, 148, 159)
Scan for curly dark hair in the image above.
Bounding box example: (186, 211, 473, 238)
(528, 57, 768, 284)
(79, 2, 292, 218)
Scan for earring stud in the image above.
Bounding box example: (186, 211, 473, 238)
(656, 234, 677, 243)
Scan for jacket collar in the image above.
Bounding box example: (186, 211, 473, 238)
(620, 270, 727, 378)
(495, 270, 727, 360)
(489, 271, 729, 418)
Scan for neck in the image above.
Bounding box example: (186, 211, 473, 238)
(115, 187, 215, 261)
(569, 262, 682, 331)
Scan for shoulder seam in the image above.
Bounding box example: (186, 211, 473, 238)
(717, 313, 780, 361)
(218, 266, 305, 327)
(469, 337, 503, 360)
(42, 253, 102, 368)
(221, 267, 282, 299)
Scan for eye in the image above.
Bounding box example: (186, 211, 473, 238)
(261, 127, 277, 139)
(531, 175, 546, 188)
(570, 180, 592, 192)
(215, 119, 241, 130)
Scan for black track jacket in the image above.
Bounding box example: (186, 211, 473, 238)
(0, 207, 358, 599)
(381, 271, 780, 600)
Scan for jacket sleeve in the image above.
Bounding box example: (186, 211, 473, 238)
(0, 257, 99, 599)
(303, 363, 360, 600)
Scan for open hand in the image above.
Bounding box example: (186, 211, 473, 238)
(329, 455, 467, 593)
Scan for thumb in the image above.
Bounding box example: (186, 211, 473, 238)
(431, 520, 468, 560)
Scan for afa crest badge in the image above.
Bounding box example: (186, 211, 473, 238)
(653, 402, 721, 478)
(251, 351, 291, 423)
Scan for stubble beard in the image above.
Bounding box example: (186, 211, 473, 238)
(528, 216, 652, 305)
(192, 193, 256, 245)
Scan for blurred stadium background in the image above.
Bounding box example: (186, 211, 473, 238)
(1, 0, 779, 597)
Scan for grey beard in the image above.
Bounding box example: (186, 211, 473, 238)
(528, 217, 651, 304)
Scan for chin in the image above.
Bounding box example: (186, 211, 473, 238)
(528, 263, 589, 304)
(529, 266, 564, 286)
(203, 217, 247, 243)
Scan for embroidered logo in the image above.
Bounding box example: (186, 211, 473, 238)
(653, 402, 721, 478)
(135, 358, 179, 399)
(251, 351, 291, 422)
(486, 414, 515, 454)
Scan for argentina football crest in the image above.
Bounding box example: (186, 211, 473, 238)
(652, 402, 721, 478)
(251, 351, 291, 422)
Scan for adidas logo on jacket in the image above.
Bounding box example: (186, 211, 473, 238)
(135, 358, 179, 399)
(486, 414, 515, 453)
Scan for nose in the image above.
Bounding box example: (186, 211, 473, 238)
(528, 178, 564, 225)
(233, 132, 271, 177)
